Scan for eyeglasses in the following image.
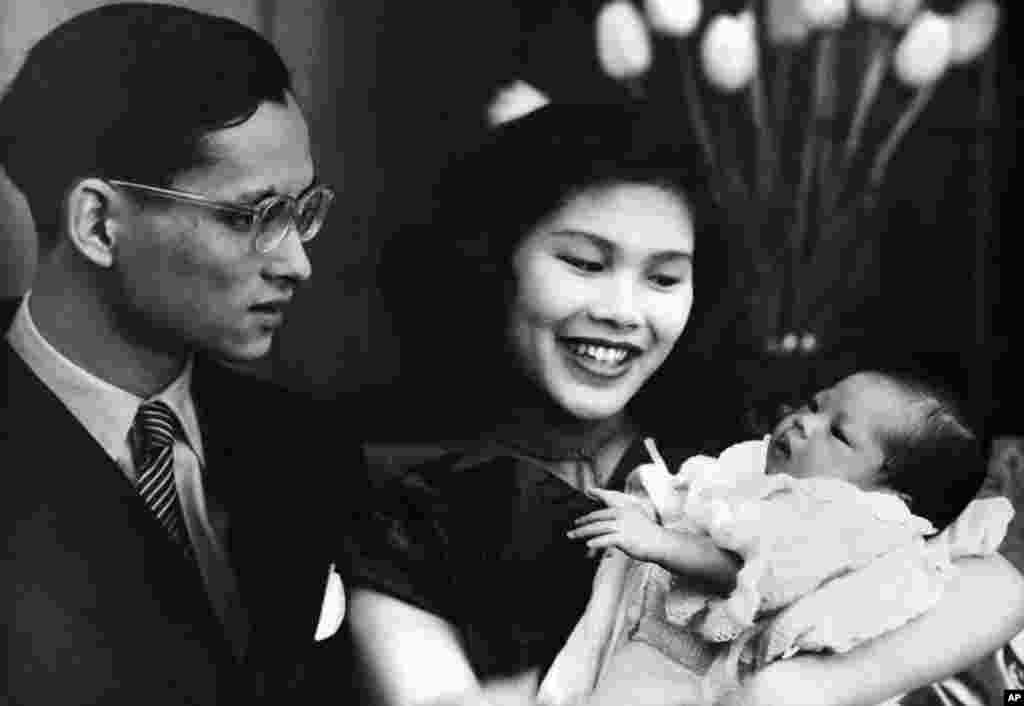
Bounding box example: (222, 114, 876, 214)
(107, 179, 335, 254)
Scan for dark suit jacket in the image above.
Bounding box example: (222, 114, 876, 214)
(1, 297, 364, 704)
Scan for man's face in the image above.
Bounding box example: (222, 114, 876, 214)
(111, 93, 315, 361)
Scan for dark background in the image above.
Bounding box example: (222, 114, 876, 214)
(1, 1, 1019, 448)
(301, 0, 1020, 448)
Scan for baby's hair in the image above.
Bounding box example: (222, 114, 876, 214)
(871, 371, 985, 531)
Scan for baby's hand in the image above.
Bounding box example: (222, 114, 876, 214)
(568, 488, 669, 562)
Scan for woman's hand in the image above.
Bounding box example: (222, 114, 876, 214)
(568, 488, 671, 562)
(716, 655, 837, 706)
(723, 553, 1024, 706)
(422, 670, 542, 706)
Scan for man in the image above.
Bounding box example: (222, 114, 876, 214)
(0, 5, 360, 703)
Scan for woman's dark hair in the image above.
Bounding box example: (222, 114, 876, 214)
(381, 102, 727, 436)
(872, 370, 986, 531)
(0, 3, 292, 249)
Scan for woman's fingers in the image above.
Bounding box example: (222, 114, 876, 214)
(587, 487, 634, 508)
(584, 534, 620, 550)
(567, 520, 619, 539)
(574, 508, 620, 525)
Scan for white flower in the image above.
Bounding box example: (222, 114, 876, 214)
(854, 0, 895, 21)
(766, 0, 811, 45)
(799, 332, 818, 353)
(645, 0, 702, 37)
(888, 0, 922, 27)
(781, 332, 799, 352)
(800, 0, 850, 30)
(701, 12, 759, 93)
(950, 0, 1000, 65)
(485, 81, 551, 127)
(596, 1, 653, 80)
(893, 11, 954, 87)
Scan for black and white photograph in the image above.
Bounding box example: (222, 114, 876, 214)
(1, 1, 1021, 704)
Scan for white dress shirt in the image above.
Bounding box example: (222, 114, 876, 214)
(5, 293, 248, 656)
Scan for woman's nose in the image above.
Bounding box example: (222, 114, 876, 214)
(587, 276, 641, 330)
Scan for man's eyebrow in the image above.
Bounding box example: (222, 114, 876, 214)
(236, 188, 276, 204)
(236, 176, 319, 204)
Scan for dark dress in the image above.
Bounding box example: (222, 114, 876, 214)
(349, 426, 696, 682)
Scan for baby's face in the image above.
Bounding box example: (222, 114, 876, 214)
(766, 372, 915, 490)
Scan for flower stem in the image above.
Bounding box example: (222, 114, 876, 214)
(711, 97, 754, 233)
(624, 75, 646, 101)
(681, 41, 718, 176)
(746, 0, 772, 200)
(815, 32, 839, 242)
(794, 31, 834, 264)
(772, 46, 794, 188)
(865, 82, 936, 206)
(749, 66, 772, 200)
(835, 24, 893, 208)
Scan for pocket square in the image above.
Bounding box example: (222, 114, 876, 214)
(314, 562, 346, 641)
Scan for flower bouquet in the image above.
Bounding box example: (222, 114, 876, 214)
(587, 0, 1001, 353)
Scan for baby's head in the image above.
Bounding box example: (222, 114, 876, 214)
(766, 371, 984, 530)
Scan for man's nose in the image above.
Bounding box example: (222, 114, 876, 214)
(266, 227, 312, 283)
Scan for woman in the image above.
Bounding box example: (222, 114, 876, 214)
(347, 104, 1024, 706)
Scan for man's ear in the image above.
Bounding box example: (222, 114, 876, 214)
(65, 178, 129, 268)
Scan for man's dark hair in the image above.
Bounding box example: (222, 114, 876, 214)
(0, 3, 292, 249)
(874, 370, 986, 531)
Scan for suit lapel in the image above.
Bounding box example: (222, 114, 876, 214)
(191, 359, 329, 676)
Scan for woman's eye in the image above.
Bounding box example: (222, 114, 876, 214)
(648, 274, 682, 289)
(559, 255, 603, 273)
(807, 398, 820, 413)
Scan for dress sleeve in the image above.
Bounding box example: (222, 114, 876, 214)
(346, 455, 459, 620)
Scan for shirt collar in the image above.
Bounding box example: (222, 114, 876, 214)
(6, 292, 204, 464)
(153, 356, 205, 463)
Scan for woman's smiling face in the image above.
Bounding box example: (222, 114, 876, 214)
(508, 182, 696, 421)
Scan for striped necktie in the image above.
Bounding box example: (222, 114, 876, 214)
(131, 399, 193, 556)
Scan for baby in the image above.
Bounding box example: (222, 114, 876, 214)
(538, 371, 1013, 706)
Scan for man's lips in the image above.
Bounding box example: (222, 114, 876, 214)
(250, 298, 291, 313)
(249, 300, 291, 320)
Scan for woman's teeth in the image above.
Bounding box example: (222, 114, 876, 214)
(570, 343, 629, 365)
